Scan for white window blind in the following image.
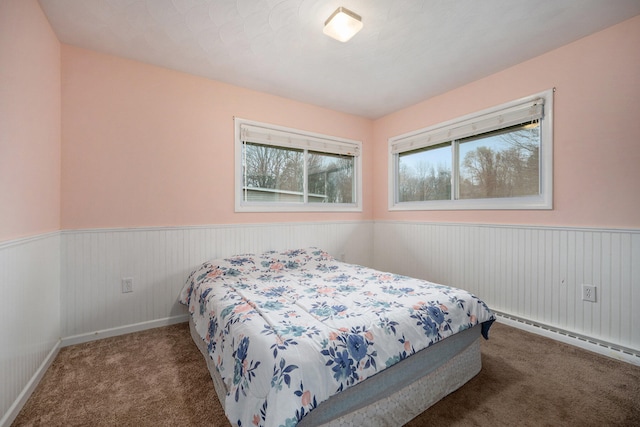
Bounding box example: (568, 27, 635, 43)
(390, 98, 544, 154)
(240, 124, 360, 156)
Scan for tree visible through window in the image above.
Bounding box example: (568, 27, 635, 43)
(398, 143, 451, 202)
(235, 118, 361, 212)
(308, 151, 354, 204)
(244, 143, 304, 201)
(389, 90, 553, 210)
(243, 144, 354, 203)
(459, 123, 539, 199)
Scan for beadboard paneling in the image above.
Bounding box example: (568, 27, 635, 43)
(373, 222, 640, 353)
(5, 220, 640, 424)
(0, 233, 60, 424)
(60, 221, 373, 338)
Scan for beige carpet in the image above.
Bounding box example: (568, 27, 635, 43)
(12, 322, 640, 426)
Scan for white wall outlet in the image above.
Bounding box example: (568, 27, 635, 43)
(582, 284, 596, 302)
(121, 277, 133, 293)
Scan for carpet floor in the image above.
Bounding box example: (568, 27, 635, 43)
(12, 322, 640, 426)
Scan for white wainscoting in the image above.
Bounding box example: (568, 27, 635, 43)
(373, 222, 640, 360)
(0, 232, 61, 426)
(3, 221, 640, 424)
(60, 221, 373, 339)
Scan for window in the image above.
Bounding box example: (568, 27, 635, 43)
(389, 89, 553, 210)
(235, 118, 362, 212)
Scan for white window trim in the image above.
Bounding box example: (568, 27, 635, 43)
(388, 89, 554, 211)
(235, 117, 363, 213)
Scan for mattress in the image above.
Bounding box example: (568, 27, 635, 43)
(179, 248, 495, 427)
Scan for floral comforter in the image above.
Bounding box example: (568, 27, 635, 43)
(179, 248, 495, 427)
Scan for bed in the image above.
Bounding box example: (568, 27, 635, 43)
(179, 248, 495, 427)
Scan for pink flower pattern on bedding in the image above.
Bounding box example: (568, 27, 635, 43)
(179, 248, 495, 427)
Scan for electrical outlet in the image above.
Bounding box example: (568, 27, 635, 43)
(582, 284, 596, 302)
(122, 277, 133, 293)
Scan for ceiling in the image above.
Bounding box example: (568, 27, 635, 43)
(39, 0, 640, 119)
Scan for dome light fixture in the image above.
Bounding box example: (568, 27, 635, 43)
(323, 7, 363, 42)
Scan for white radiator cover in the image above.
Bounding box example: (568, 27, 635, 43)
(373, 221, 640, 356)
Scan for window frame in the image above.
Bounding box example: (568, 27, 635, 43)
(388, 89, 553, 211)
(235, 117, 363, 212)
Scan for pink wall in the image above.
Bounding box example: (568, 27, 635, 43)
(60, 16, 639, 231)
(61, 46, 373, 229)
(0, 0, 61, 241)
(373, 15, 640, 229)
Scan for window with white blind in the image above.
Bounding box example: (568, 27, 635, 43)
(235, 118, 362, 212)
(388, 89, 553, 210)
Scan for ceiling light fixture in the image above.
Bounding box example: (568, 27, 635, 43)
(323, 7, 363, 42)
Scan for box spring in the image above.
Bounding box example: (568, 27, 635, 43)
(189, 318, 482, 426)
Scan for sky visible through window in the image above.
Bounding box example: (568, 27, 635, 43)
(400, 144, 451, 172)
(398, 122, 540, 202)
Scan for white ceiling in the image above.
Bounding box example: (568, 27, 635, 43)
(39, 0, 640, 119)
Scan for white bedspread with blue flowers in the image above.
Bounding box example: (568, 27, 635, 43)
(179, 248, 495, 427)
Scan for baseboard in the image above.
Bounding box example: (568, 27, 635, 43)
(495, 312, 640, 367)
(0, 340, 61, 427)
(61, 314, 190, 347)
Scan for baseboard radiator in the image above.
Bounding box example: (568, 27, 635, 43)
(495, 311, 640, 366)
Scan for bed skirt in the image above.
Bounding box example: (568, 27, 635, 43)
(189, 318, 483, 426)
